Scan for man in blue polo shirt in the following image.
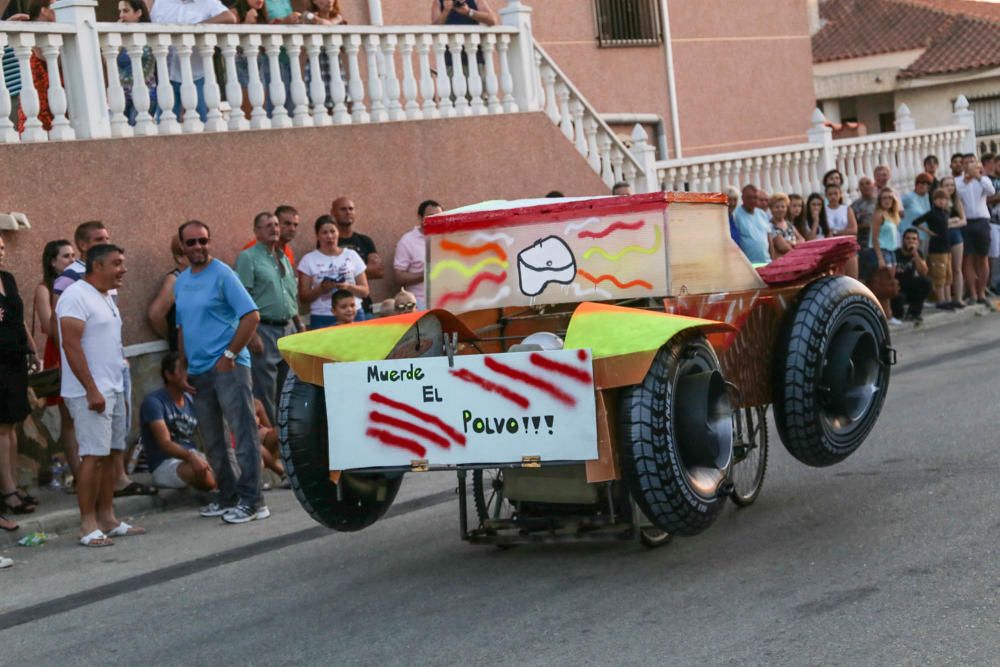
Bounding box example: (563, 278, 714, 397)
(174, 220, 264, 525)
(733, 184, 771, 264)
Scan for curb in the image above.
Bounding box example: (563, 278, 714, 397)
(892, 301, 996, 337)
(1, 490, 199, 549)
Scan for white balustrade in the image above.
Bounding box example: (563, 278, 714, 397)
(533, 44, 647, 190)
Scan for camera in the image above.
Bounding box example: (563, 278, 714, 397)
(453, 0, 466, 7)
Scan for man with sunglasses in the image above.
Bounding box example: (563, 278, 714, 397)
(174, 221, 265, 525)
(236, 212, 297, 425)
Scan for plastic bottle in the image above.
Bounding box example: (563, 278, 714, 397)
(49, 457, 63, 489)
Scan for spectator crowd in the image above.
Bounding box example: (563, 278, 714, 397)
(729, 151, 1000, 326)
(0, 193, 435, 560)
(2, 0, 500, 132)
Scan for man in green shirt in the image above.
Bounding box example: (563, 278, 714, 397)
(236, 212, 298, 424)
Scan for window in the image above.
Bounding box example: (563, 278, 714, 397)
(594, 0, 663, 48)
(968, 94, 1000, 137)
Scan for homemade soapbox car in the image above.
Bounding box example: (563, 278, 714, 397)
(277, 193, 893, 547)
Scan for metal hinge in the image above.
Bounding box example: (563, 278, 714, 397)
(521, 455, 541, 468)
(411, 459, 429, 472)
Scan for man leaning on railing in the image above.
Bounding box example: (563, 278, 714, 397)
(149, 0, 236, 124)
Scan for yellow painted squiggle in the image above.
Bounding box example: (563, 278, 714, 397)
(582, 226, 662, 261)
(429, 257, 509, 279)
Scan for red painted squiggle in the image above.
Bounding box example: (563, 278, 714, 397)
(440, 239, 508, 262)
(366, 427, 427, 457)
(369, 411, 452, 449)
(483, 357, 576, 407)
(436, 271, 507, 308)
(370, 392, 466, 445)
(450, 368, 530, 408)
(577, 269, 652, 290)
(529, 353, 592, 384)
(578, 220, 644, 239)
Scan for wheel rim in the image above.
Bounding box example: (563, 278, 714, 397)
(730, 406, 766, 503)
(673, 351, 734, 499)
(820, 313, 883, 435)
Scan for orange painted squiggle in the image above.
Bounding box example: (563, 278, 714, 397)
(440, 239, 508, 262)
(577, 269, 652, 290)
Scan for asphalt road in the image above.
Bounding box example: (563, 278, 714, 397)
(2, 316, 999, 666)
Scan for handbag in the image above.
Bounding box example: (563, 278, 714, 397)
(869, 266, 900, 301)
(27, 367, 60, 399)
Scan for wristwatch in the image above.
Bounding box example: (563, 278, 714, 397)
(223, 349, 237, 361)
(468, 8, 475, 19)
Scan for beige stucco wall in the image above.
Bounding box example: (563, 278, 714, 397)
(0, 113, 607, 346)
(896, 76, 1000, 129)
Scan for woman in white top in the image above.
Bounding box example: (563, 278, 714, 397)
(825, 183, 859, 278)
(297, 215, 369, 329)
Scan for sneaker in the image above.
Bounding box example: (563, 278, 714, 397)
(912, 315, 924, 326)
(888, 317, 904, 327)
(256, 505, 271, 520)
(199, 502, 230, 518)
(952, 300, 966, 310)
(936, 302, 955, 311)
(221, 502, 258, 524)
(977, 298, 996, 311)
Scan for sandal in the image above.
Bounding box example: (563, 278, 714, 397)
(2, 492, 35, 515)
(79, 529, 114, 548)
(0, 513, 17, 532)
(16, 489, 38, 506)
(113, 481, 158, 498)
(104, 521, 146, 538)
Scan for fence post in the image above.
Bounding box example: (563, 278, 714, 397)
(952, 94, 977, 155)
(52, 0, 111, 139)
(499, 1, 538, 112)
(629, 124, 658, 193)
(806, 107, 835, 175)
(894, 103, 916, 132)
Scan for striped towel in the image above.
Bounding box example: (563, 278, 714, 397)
(2, 47, 21, 96)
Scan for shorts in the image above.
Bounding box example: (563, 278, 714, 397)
(949, 228, 964, 247)
(880, 249, 896, 267)
(65, 391, 127, 458)
(928, 253, 952, 289)
(152, 458, 188, 489)
(990, 223, 1000, 259)
(965, 218, 991, 256)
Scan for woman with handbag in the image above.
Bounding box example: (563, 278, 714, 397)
(31, 239, 80, 488)
(0, 235, 41, 523)
(870, 187, 903, 326)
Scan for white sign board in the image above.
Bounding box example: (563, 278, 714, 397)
(324, 349, 598, 470)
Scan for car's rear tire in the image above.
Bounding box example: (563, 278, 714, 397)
(278, 371, 402, 532)
(774, 276, 891, 467)
(618, 335, 734, 537)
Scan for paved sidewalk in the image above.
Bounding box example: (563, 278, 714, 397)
(0, 481, 200, 549)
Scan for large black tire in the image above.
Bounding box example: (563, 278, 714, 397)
(774, 275, 891, 467)
(278, 371, 402, 532)
(618, 335, 734, 537)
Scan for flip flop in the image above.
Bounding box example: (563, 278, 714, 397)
(104, 522, 146, 538)
(113, 482, 158, 498)
(0, 514, 17, 532)
(79, 529, 114, 547)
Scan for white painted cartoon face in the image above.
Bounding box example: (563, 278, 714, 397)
(517, 236, 577, 297)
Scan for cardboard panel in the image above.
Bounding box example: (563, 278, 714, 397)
(427, 210, 668, 313)
(324, 349, 598, 470)
(667, 202, 766, 294)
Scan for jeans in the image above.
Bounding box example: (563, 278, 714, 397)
(189, 363, 261, 508)
(891, 274, 932, 319)
(251, 321, 294, 425)
(170, 78, 208, 123)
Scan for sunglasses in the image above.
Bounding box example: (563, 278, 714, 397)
(184, 237, 209, 247)
(395, 302, 416, 312)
